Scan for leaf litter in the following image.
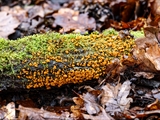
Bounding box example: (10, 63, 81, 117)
(1, 0, 160, 119)
(0, 12, 20, 39)
(101, 80, 132, 115)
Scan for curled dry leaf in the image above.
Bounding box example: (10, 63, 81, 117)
(152, 89, 160, 100)
(26, 2, 60, 18)
(82, 111, 114, 120)
(70, 105, 84, 119)
(73, 89, 101, 115)
(134, 72, 155, 79)
(72, 97, 84, 107)
(1, 6, 28, 22)
(0, 102, 15, 120)
(84, 86, 102, 96)
(145, 43, 160, 70)
(42, 1, 60, 15)
(124, 99, 160, 119)
(26, 5, 45, 18)
(101, 80, 132, 115)
(133, 27, 160, 72)
(101, 58, 127, 84)
(0, 12, 20, 39)
(147, 99, 160, 110)
(147, 0, 160, 26)
(72, 86, 113, 119)
(17, 105, 71, 120)
(83, 92, 100, 115)
(109, 17, 146, 30)
(143, 26, 160, 45)
(52, 8, 96, 33)
(133, 45, 156, 72)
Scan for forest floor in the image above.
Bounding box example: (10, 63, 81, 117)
(1, 0, 160, 119)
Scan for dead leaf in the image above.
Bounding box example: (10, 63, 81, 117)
(0, 102, 15, 120)
(73, 89, 102, 115)
(100, 58, 126, 85)
(17, 105, 71, 120)
(1, 6, 28, 22)
(70, 105, 84, 119)
(42, 1, 60, 15)
(124, 99, 160, 119)
(100, 80, 132, 115)
(134, 72, 155, 79)
(147, 99, 160, 110)
(0, 12, 20, 39)
(147, 0, 160, 26)
(144, 26, 160, 39)
(84, 86, 102, 96)
(73, 97, 84, 107)
(26, 5, 45, 18)
(82, 92, 100, 115)
(52, 8, 96, 33)
(133, 26, 160, 72)
(72, 86, 113, 119)
(110, 17, 146, 30)
(133, 45, 156, 72)
(145, 43, 160, 70)
(120, 0, 137, 22)
(82, 110, 114, 120)
(152, 89, 160, 100)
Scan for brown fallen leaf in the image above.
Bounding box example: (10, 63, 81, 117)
(0, 12, 20, 39)
(145, 43, 160, 70)
(70, 105, 84, 119)
(99, 58, 126, 85)
(73, 97, 84, 107)
(81, 92, 100, 115)
(100, 80, 132, 115)
(1, 6, 28, 22)
(0, 102, 15, 120)
(52, 8, 96, 33)
(82, 108, 114, 120)
(119, 0, 137, 22)
(42, 1, 60, 15)
(84, 86, 102, 96)
(147, 99, 160, 110)
(26, 5, 45, 18)
(133, 26, 160, 72)
(72, 86, 113, 119)
(152, 89, 160, 100)
(147, 0, 160, 26)
(109, 17, 146, 30)
(134, 72, 155, 79)
(17, 105, 71, 120)
(124, 99, 160, 119)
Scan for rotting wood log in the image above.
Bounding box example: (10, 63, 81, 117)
(0, 29, 143, 90)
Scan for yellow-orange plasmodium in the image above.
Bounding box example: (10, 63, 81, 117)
(0, 29, 139, 89)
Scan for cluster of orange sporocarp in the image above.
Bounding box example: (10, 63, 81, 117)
(16, 33, 135, 89)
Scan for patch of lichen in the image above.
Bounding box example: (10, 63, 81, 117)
(0, 29, 140, 89)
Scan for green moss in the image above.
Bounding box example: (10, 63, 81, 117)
(130, 29, 144, 38)
(0, 30, 134, 76)
(102, 28, 118, 36)
(0, 29, 140, 89)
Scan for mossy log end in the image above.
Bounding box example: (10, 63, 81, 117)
(0, 29, 140, 90)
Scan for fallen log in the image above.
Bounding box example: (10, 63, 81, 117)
(0, 29, 138, 90)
